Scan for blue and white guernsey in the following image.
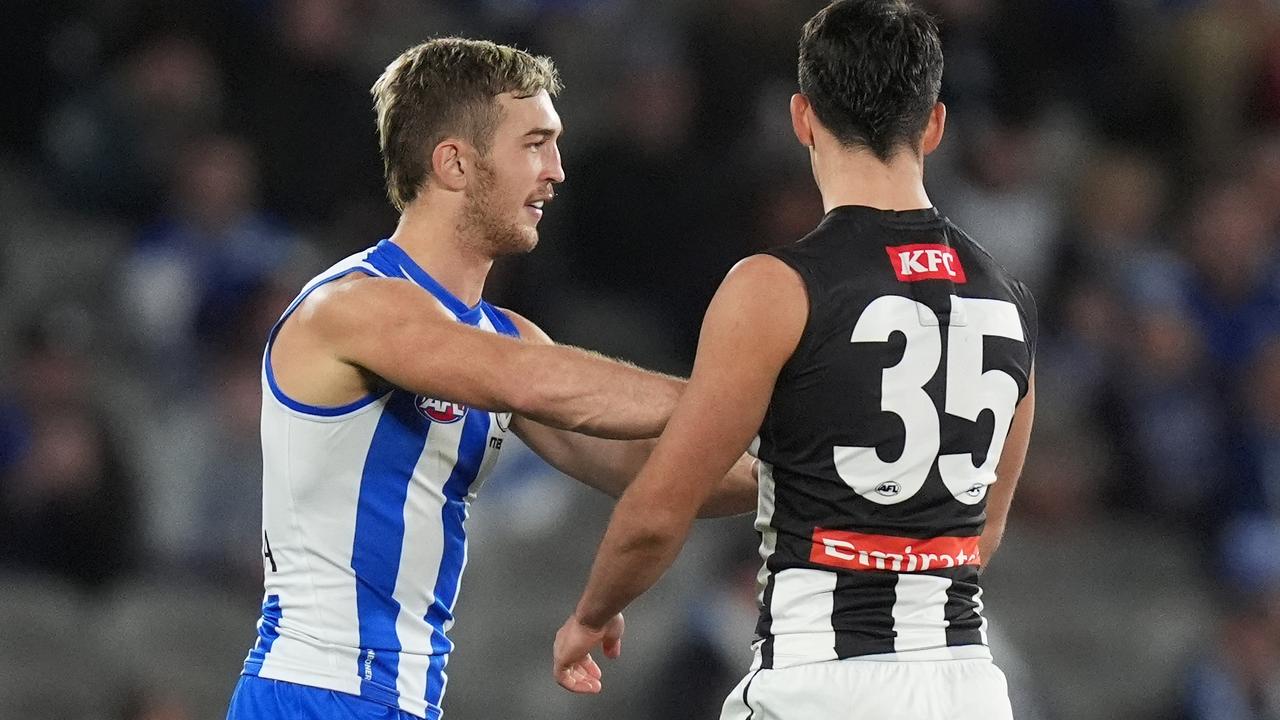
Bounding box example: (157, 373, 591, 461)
(242, 239, 519, 719)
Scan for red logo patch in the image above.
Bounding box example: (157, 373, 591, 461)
(415, 397, 468, 424)
(886, 244, 967, 283)
(810, 528, 981, 572)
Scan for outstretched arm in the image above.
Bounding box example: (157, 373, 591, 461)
(502, 309, 757, 518)
(551, 255, 807, 693)
(512, 417, 758, 518)
(291, 276, 681, 439)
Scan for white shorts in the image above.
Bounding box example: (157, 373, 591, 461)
(718, 658, 1013, 720)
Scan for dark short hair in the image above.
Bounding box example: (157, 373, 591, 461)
(798, 0, 943, 161)
(372, 38, 562, 211)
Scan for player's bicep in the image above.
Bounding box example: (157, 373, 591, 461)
(300, 278, 524, 410)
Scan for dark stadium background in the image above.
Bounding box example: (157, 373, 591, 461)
(2, 1, 1278, 718)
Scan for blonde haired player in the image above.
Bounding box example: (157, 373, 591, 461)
(225, 38, 755, 720)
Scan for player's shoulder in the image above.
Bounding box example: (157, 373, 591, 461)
(718, 253, 808, 303)
(488, 306, 553, 345)
(705, 255, 809, 333)
(294, 273, 451, 337)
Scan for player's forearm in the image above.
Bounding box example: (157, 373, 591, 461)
(528, 430, 658, 499)
(574, 503, 693, 629)
(977, 522, 1005, 571)
(696, 455, 758, 518)
(510, 344, 683, 440)
(534, 429, 754, 513)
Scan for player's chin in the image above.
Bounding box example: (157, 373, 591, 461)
(516, 222, 540, 249)
(495, 226, 539, 256)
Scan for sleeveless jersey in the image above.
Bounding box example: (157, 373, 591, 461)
(751, 205, 1037, 669)
(241, 239, 518, 719)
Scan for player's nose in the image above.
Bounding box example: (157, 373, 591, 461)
(544, 143, 565, 184)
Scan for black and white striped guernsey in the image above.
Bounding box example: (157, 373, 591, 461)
(749, 205, 1037, 669)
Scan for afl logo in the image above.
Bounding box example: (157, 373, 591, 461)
(415, 396, 468, 424)
(874, 481, 901, 497)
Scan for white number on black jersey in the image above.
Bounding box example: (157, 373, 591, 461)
(834, 294, 1025, 505)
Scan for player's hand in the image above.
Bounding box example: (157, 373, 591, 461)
(552, 612, 624, 694)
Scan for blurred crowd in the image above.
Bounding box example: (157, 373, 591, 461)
(1, 0, 1279, 719)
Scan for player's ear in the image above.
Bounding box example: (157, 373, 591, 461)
(921, 102, 946, 156)
(430, 139, 469, 192)
(790, 93, 814, 148)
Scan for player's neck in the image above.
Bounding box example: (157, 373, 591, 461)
(812, 145, 932, 214)
(387, 201, 492, 308)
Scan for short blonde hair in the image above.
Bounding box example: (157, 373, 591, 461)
(371, 37, 561, 211)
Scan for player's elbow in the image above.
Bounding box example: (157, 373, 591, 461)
(617, 522, 678, 559)
(627, 501, 694, 547)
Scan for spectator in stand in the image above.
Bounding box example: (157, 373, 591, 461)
(43, 33, 223, 220)
(1181, 178, 1280, 377)
(0, 323, 139, 591)
(942, 117, 1064, 293)
(118, 133, 312, 387)
(223, 0, 388, 244)
(1045, 149, 1170, 329)
(1098, 307, 1230, 527)
(1240, 340, 1280, 517)
(1183, 518, 1280, 720)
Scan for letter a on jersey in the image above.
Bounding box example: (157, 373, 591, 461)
(886, 244, 967, 283)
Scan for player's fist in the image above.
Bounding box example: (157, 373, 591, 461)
(552, 612, 625, 694)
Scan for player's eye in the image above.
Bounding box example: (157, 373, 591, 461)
(528, 140, 547, 152)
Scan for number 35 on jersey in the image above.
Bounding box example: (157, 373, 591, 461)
(835, 294, 1025, 506)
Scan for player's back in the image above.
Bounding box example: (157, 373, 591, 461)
(751, 204, 1036, 669)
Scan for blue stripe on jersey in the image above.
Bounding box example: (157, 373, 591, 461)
(480, 304, 521, 338)
(264, 267, 386, 417)
(352, 392, 433, 707)
(242, 594, 283, 676)
(368, 240, 485, 325)
(424, 408, 491, 710)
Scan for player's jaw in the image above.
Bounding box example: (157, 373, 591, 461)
(462, 164, 546, 257)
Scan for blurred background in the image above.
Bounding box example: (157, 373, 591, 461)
(1, 0, 1279, 718)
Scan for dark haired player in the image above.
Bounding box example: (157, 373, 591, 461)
(552, 1, 1036, 718)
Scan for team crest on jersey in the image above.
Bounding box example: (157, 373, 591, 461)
(415, 396, 468, 424)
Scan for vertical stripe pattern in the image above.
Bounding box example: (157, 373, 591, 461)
(425, 409, 491, 709)
(352, 392, 432, 705)
(944, 574, 985, 647)
(891, 573, 952, 652)
(831, 570, 898, 657)
(766, 569, 839, 663)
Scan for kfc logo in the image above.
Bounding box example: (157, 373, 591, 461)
(886, 244, 967, 283)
